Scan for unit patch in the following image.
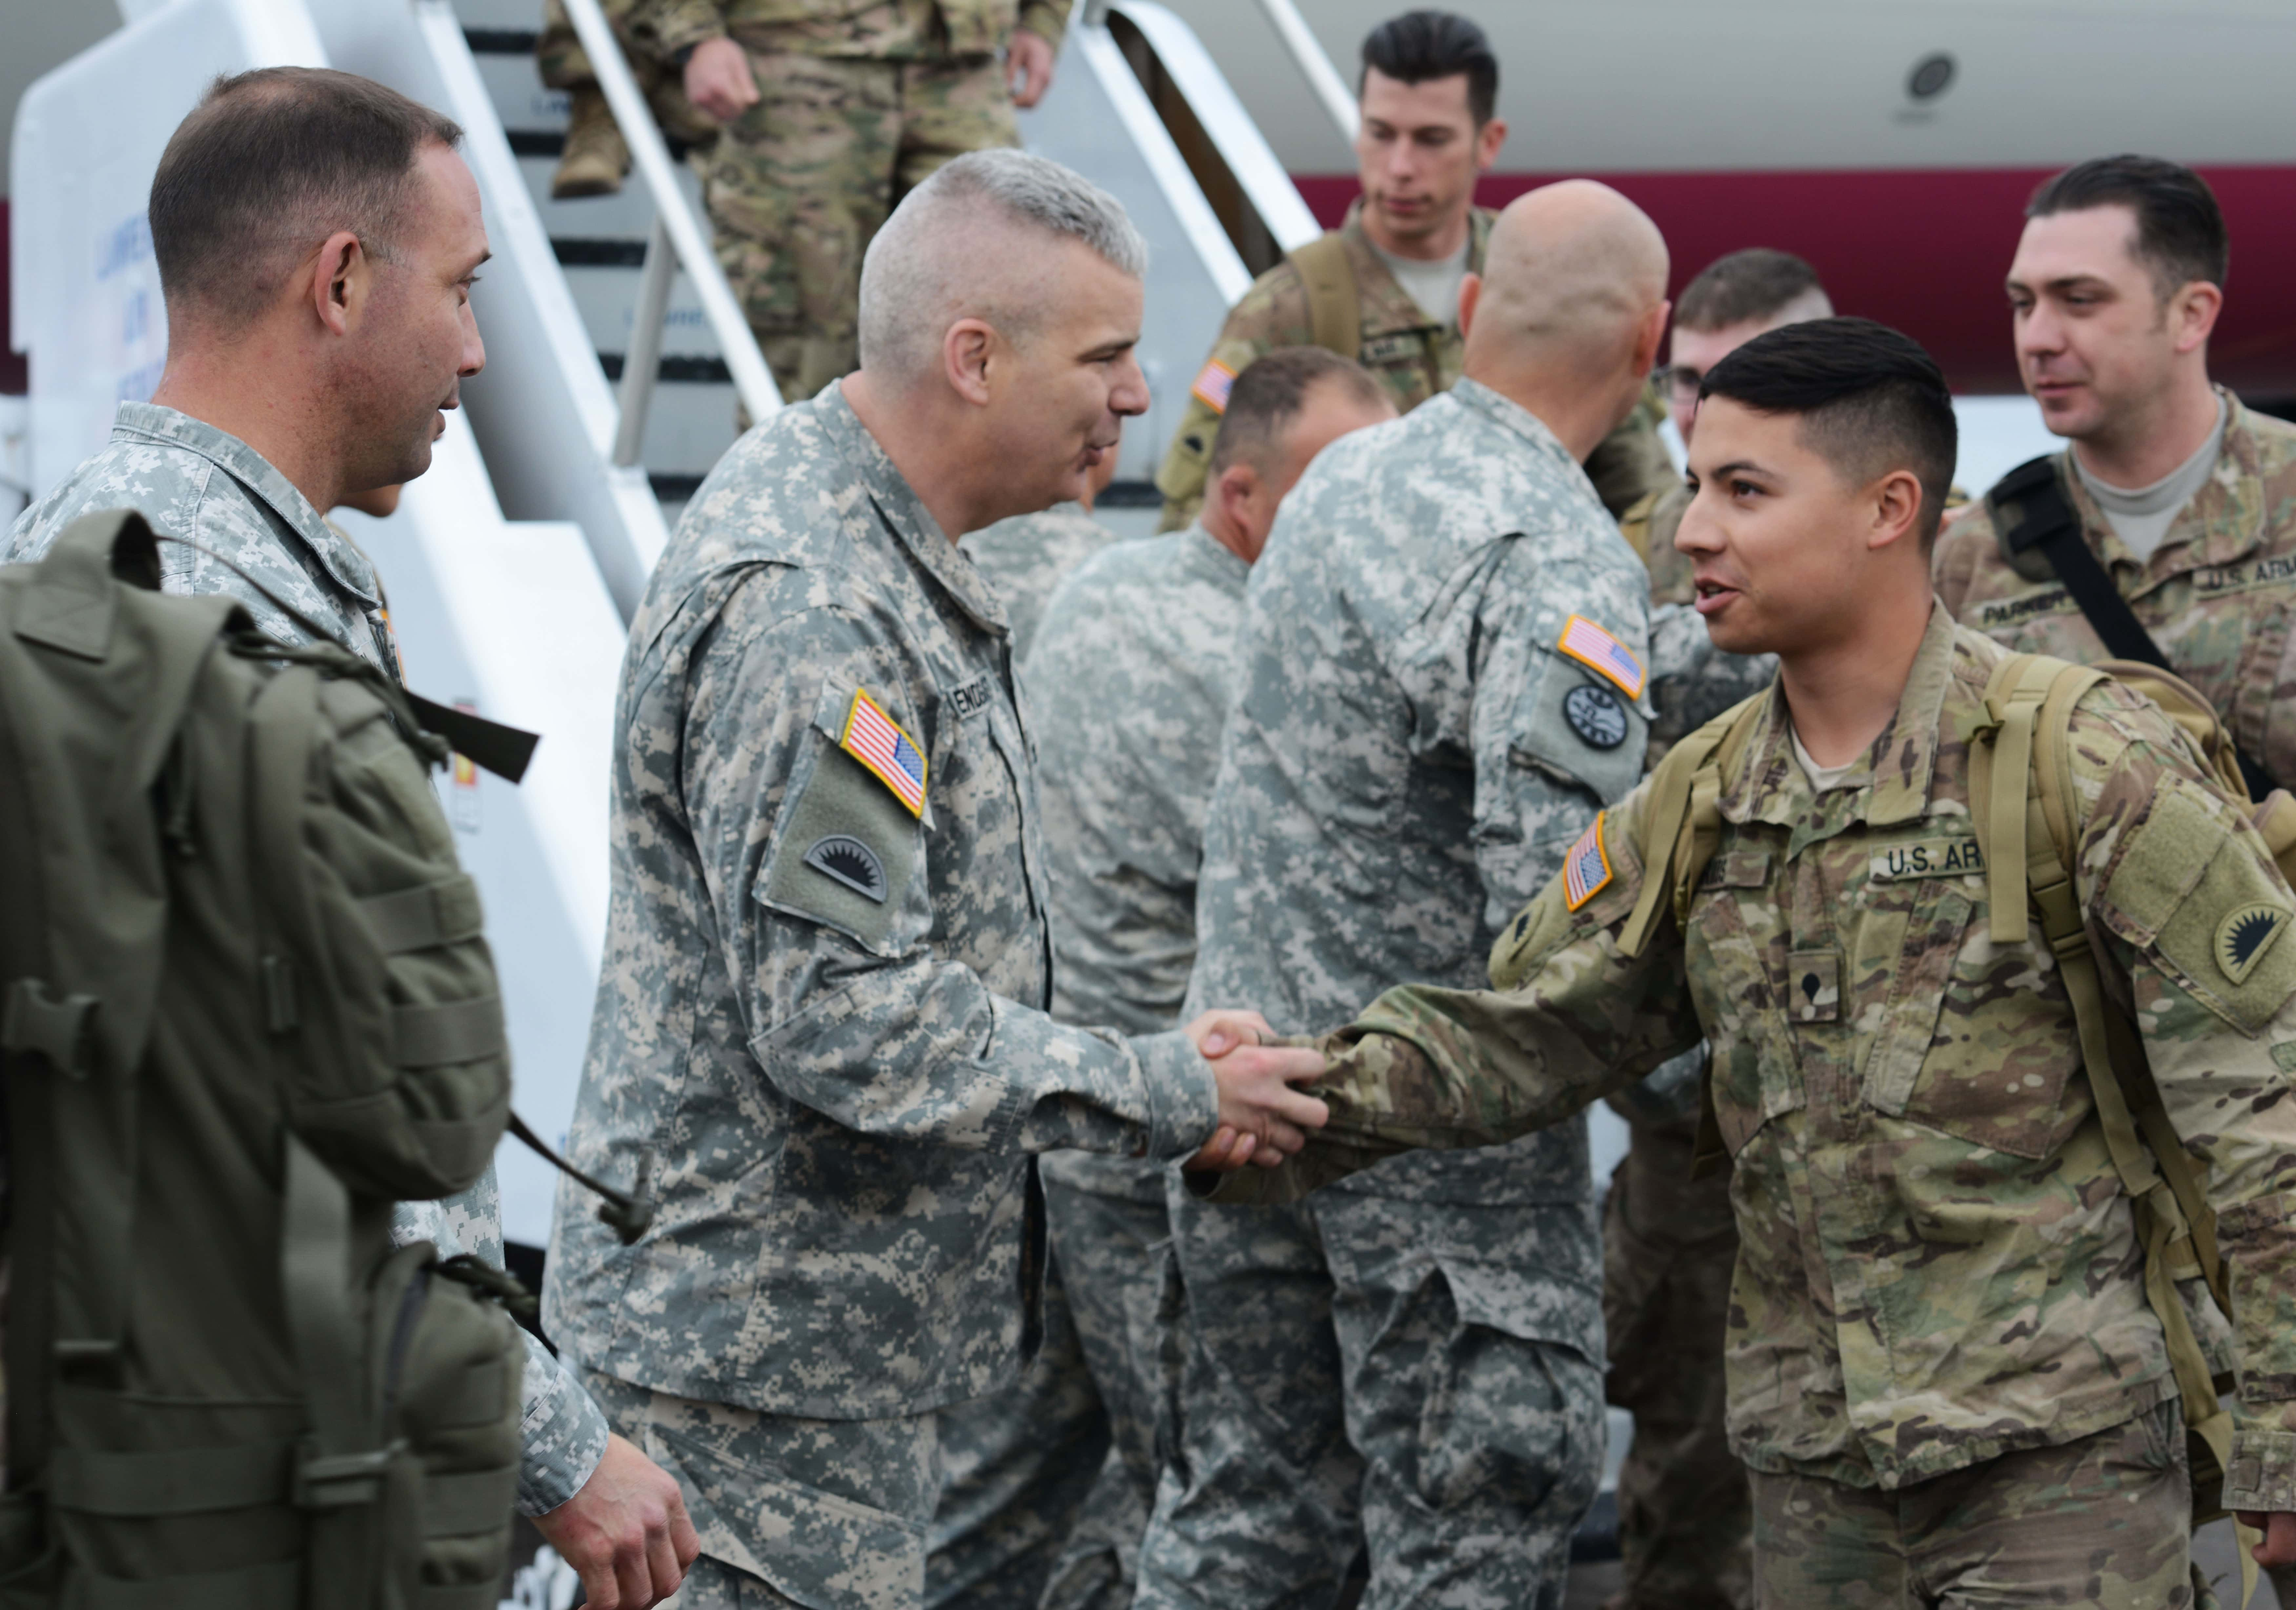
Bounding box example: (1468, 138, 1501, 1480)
(1868, 837, 1986, 882)
(1556, 615, 1646, 699)
(1562, 813, 1612, 911)
(804, 835, 888, 903)
(2215, 902, 2291, 985)
(1562, 683, 1628, 750)
(840, 688, 928, 817)
(1190, 359, 1237, 413)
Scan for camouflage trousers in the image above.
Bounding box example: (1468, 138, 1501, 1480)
(1602, 1115, 1750, 1610)
(928, 1155, 1172, 1610)
(1134, 1177, 1605, 1610)
(536, 0, 713, 143)
(1750, 1398, 2206, 1609)
(703, 49, 1017, 402)
(582, 1369, 938, 1610)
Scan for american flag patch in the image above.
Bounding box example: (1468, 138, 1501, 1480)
(841, 688, 928, 817)
(1562, 813, 1612, 911)
(1191, 359, 1237, 413)
(1557, 615, 1646, 699)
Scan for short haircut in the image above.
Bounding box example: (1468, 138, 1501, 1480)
(2027, 155, 2228, 297)
(1674, 248, 1831, 333)
(1208, 348, 1388, 478)
(149, 68, 463, 326)
(1699, 317, 1958, 547)
(1360, 11, 1499, 127)
(857, 149, 1148, 384)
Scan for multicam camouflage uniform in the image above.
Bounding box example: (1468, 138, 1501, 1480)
(1138, 381, 1655, 1609)
(1937, 391, 2296, 790)
(957, 499, 1120, 661)
(1152, 206, 1676, 534)
(1232, 604, 2296, 1607)
(636, 0, 1072, 401)
(2, 401, 613, 1516)
(535, 0, 713, 143)
(539, 383, 1223, 1607)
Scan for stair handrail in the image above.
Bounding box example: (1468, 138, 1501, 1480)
(556, 0, 781, 442)
(1251, 0, 1358, 144)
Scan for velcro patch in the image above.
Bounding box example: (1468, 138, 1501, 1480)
(1563, 814, 1612, 911)
(1557, 615, 1646, 699)
(840, 688, 928, 817)
(1868, 837, 1987, 883)
(1191, 359, 1237, 413)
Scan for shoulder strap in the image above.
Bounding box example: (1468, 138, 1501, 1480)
(1619, 690, 1768, 958)
(1987, 457, 2271, 797)
(1288, 233, 1361, 361)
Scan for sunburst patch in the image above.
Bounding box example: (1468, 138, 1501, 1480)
(2214, 902, 2289, 985)
(804, 834, 888, 904)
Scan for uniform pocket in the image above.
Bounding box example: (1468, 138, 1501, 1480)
(1687, 888, 1801, 1157)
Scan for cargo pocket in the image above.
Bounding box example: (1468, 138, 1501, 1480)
(1149, 1239, 1189, 1485)
(1685, 867, 1800, 1157)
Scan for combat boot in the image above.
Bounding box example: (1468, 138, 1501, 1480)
(552, 83, 628, 199)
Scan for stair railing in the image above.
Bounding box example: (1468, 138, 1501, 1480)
(556, 0, 780, 462)
(1251, 0, 1358, 144)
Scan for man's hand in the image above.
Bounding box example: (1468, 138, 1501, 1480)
(1007, 28, 1056, 109)
(684, 37, 760, 125)
(1182, 1010, 1328, 1169)
(532, 1433, 702, 1610)
(2238, 1510, 2296, 1568)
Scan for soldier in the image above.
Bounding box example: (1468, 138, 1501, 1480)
(1151, 10, 1675, 535)
(536, 0, 714, 201)
(1135, 181, 1671, 1610)
(538, 150, 1329, 1610)
(957, 442, 1122, 660)
(1216, 317, 2296, 1605)
(1602, 246, 1834, 1610)
(1937, 156, 2296, 792)
(637, 0, 1067, 402)
(1, 69, 702, 1610)
(930, 349, 1396, 1610)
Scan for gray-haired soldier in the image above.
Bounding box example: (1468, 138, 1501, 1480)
(929, 349, 1394, 1610)
(540, 149, 1329, 1610)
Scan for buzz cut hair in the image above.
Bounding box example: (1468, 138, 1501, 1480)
(857, 149, 1148, 385)
(1699, 317, 1958, 549)
(1207, 347, 1389, 479)
(149, 68, 463, 327)
(1673, 248, 1832, 334)
(1360, 11, 1499, 127)
(2026, 154, 2229, 299)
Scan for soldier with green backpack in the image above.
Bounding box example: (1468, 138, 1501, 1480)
(1202, 318, 2296, 1606)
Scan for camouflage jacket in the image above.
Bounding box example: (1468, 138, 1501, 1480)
(1185, 378, 1652, 1233)
(1936, 391, 2296, 789)
(1153, 206, 1675, 531)
(643, 0, 1069, 61)
(540, 384, 1220, 1418)
(959, 499, 1120, 662)
(1244, 605, 2296, 1505)
(3, 403, 610, 1515)
(1621, 479, 1778, 762)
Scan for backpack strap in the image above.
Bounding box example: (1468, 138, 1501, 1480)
(1620, 691, 1769, 959)
(1288, 233, 1362, 361)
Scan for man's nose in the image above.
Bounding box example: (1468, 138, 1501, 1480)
(1111, 355, 1149, 418)
(461, 300, 487, 378)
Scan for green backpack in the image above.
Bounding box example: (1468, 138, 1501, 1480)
(0, 509, 528, 1608)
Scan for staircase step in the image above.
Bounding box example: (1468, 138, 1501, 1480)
(519, 156, 706, 245)
(464, 26, 541, 54)
(559, 262, 727, 361)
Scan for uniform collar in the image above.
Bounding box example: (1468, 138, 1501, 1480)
(110, 401, 380, 606)
(1442, 379, 1589, 489)
(1724, 599, 1961, 833)
(814, 383, 1011, 635)
(2063, 385, 2266, 586)
(1181, 521, 1251, 589)
(1337, 203, 1494, 340)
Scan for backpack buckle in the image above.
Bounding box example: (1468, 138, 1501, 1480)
(293, 1441, 398, 1509)
(0, 979, 97, 1077)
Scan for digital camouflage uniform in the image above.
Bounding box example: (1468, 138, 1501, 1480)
(1152, 206, 1676, 534)
(956, 499, 1120, 661)
(637, 0, 1072, 402)
(1138, 381, 1656, 1610)
(1229, 604, 2296, 1607)
(1, 401, 613, 1517)
(539, 383, 1223, 1608)
(1936, 390, 2296, 792)
(930, 524, 1249, 1609)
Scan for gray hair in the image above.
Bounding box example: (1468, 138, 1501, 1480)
(858, 149, 1149, 384)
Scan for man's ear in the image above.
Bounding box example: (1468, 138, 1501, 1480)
(1631, 299, 1671, 378)
(1457, 272, 1482, 341)
(1867, 467, 1928, 556)
(942, 319, 998, 406)
(309, 230, 366, 338)
(1474, 116, 1507, 172)
(2172, 280, 2223, 356)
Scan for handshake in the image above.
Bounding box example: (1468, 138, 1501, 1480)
(1177, 1011, 1332, 1172)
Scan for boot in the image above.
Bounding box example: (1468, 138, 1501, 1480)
(552, 84, 628, 200)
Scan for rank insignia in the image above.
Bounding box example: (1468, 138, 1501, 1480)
(1563, 813, 1612, 911)
(2215, 902, 2290, 985)
(1558, 615, 1646, 699)
(1190, 359, 1237, 413)
(841, 688, 928, 817)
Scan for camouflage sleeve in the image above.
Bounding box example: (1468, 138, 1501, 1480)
(1152, 266, 1313, 532)
(632, 0, 727, 57)
(2076, 700, 2296, 1511)
(1930, 505, 1994, 620)
(392, 1181, 612, 1514)
(1016, 0, 1070, 48)
(1209, 782, 1702, 1204)
(690, 584, 1220, 1161)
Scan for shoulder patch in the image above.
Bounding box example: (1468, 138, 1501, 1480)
(2217, 902, 2291, 985)
(804, 835, 887, 903)
(1563, 813, 1613, 911)
(1190, 360, 1237, 414)
(1557, 615, 1647, 699)
(840, 688, 928, 817)
(1562, 683, 1628, 750)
